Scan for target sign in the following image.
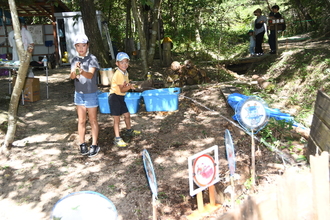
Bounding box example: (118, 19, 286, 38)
(188, 145, 220, 196)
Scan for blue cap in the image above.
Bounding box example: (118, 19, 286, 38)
(116, 52, 130, 61)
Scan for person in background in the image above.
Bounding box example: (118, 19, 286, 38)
(8, 20, 34, 62)
(109, 52, 141, 147)
(8, 19, 35, 76)
(248, 30, 256, 56)
(70, 34, 100, 157)
(253, 8, 267, 56)
(268, 5, 282, 54)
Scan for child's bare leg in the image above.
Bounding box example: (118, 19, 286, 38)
(123, 112, 131, 130)
(76, 105, 87, 144)
(87, 107, 99, 145)
(113, 115, 121, 137)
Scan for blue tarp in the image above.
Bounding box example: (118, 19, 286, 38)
(227, 93, 306, 129)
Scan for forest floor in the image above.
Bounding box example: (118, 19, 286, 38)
(0, 35, 325, 220)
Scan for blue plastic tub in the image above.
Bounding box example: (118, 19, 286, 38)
(142, 88, 180, 112)
(125, 92, 142, 114)
(98, 92, 110, 114)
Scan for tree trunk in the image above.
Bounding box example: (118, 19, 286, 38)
(132, 0, 148, 76)
(126, 0, 132, 39)
(293, 0, 316, 26)
(78, 0, 110, 67)
(147, 0, 162, 66)
(194, 8, 202, 45)
(1, 0, 32, 154)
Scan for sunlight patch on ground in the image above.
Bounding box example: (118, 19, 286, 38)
(188, 137, 215, 146)
(0, 198, 46, 220)
(173, 154, 190, 164)
(13, 133, 68, 146)
(38, 148, 62, 156)
(171, 170, 188, 178)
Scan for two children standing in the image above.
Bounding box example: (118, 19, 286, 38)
(70, 35, 139, 157)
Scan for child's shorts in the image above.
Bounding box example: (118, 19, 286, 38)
(74, 91, 99, 108)
(108, 93, 129, 116)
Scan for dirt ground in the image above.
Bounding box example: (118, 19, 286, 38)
(0, 51, 307, 219)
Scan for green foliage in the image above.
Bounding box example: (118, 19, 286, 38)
(259, 118, 296, 150)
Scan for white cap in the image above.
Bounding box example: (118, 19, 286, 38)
(73, 34, 89, 46)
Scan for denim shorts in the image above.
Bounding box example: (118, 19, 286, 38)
(74, 91, 99, 108)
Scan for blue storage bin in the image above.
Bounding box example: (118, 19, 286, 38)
(98, 92, 110, 114)
(125, 92, 142, 114)
(142, 88, 180, 112)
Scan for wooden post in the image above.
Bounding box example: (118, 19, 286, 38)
(163, 42, 172, 66)
(275, 24, 278, 55)
(197, 192, 204, 212)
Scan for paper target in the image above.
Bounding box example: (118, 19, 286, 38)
(193, 154, 216, 187)
(142, 149, 158, 198)
(235, 96, 269, 133)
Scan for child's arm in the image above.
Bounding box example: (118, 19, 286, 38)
(119, 81, 136, 93)
(78, 67, 97, 79)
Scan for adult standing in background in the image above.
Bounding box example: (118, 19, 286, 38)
(8, 19, 34, 62)
(253, 8, 267, 56)
(268, 5, 282, 54)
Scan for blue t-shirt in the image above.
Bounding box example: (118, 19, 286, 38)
(71, 54, 100, 94)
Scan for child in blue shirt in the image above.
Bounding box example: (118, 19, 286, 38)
(248, 30, 256, 56)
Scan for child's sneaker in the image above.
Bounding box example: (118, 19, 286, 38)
(125, 129, 141, 136)
(89, 145, 100, 157)
(114, 137, 127, 147)
(80, 143, 89, 155)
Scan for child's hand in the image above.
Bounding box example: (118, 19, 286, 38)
(130, 84, 136, 90)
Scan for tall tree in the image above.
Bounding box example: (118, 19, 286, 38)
(1, 0, 33, 153)
(131, 0, 162, 73)
(78, 0, 110, 67)
(147, 0, 162, 66)
(292, 0, 316, 26)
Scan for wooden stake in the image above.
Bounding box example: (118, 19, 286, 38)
(208, 185, 215, 206)
(152, 195, 157, 220)
(251, 129, 255, 187)
(230, 176, 235, 208)
(197, 191, 204, 212)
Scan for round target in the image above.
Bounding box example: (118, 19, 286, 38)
(193, 154, 216, 187)
(142, 149, 158, 198)
(235, 96, 269, 132)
